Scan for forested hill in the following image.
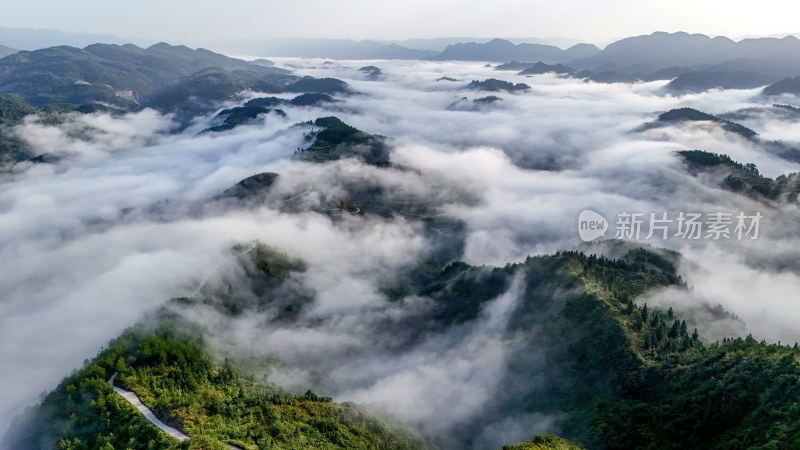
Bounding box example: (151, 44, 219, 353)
(0, 43, 289, 108)
(9, 242, 800, 449)
(5, 325, 426, 450)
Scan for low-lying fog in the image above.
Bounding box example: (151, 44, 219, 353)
(3, 58, 800, 443)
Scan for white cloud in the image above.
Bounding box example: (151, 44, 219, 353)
(5, 59, 800, 446)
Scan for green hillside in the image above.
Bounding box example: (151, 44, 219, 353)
(679, 149, 800, 201)
(202, 106, 287, 133)
(467, 78, 531, 92)
(645, 108, 759, 139)
(298, 117, 391, 166)
(502, 435, 584, 450)
(12, 325, 425, 450)
(14, 241, 800, 449)
(0, 93, 35, 166)
(0, 43, 289, 108)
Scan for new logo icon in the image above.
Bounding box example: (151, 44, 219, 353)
(578, 210, 608, 242)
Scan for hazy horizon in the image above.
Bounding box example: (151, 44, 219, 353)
(2, 0, 800, 46)
(5, 3, 800, 448)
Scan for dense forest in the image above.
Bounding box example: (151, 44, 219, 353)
(10, 325, 425, 450)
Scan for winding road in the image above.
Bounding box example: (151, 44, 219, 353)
(108, 374, 242, 449)
(108, 374, 189, 441)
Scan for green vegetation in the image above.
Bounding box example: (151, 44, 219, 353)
(447, 95, 504, 111)
(0, 130, 33, 167)
(397, 246, 800, 449)
(298, 116, 391, 166)
(283, 77, 349, 94)
(0, 43, 289, 109)
(358, 66, 383, 79)
(418, 261, 512, 325)
(290, 93, 337, 107)
(502, 434, 584, 450)
(14, 325, 424, 450)
(19, 243, 800, 450)
(597, 337, 800, 450)
(144, 73, 344, 126)
(0, 93, 36, 125)
(678, 149, 798, 200)
(250, 242, 307, 277)
(493, 249, 682, 445)
(203, 106, 287, 133)
(219, 172, 280, 200)
(0, 42, 353, 134)
(244, 97, 287, 108)
(74, 103, 126, 116)
(0, 93, 37, 165)
(244, 94, 337, 109)
(658, 107, 721, 122)
(655, 108, 758, 139)
(467, 78, 530, 92)
(511, 248, 800, 450)
(773, 103, 800, 115)
(144, 70, 275, 121)
(474, 95, 503, 104)
(679, 149, 750, 168)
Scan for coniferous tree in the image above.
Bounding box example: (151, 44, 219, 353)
(668, 320, 680, 338)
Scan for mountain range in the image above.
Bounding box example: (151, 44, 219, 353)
(434, 39, 600, 63)
(199, 32, 800, 93)
(4, 31, 800, 448)
(7, 101, 800, 448)
(383, 36, 584, 51)
(0, 42, 291, 107)
(4, 29, 800, 87)
(0, 44, 16, 59)
(0, 26, 151, 51)
(187, 37, 439, 60)
(0, 42, 346, 165)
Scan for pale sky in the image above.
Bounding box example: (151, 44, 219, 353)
(1, 0, 799, 44)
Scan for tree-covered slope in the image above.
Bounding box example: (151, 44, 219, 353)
(466, 79, 531, 92)
(0, 93, 36, 166)
(526, 249, 800, 450)
(0, 43, 289, 108)
(8, 326, 425, 450)
(764, 76, 800, 96)
(202, 106, 287, 133)
(678, 149, 800, 201)
(395, 246, 800, 449)
(502, 435, 584, 450)
(12, 242, 800, 450)
(643, 108, 759, 139)
(298, 117, 391, 166)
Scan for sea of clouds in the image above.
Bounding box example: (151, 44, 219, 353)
(3, 58, 800, 446)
